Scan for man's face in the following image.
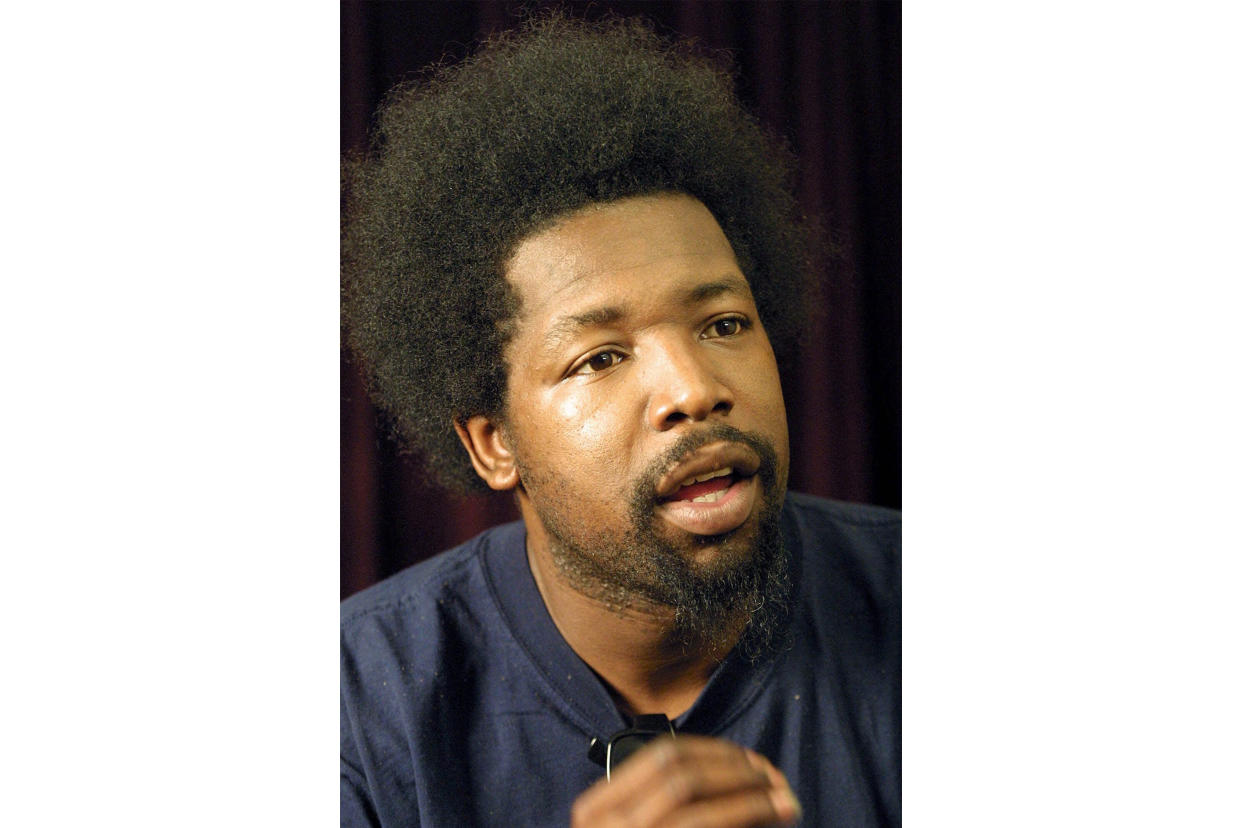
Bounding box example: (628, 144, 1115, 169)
(499, 192, 790, 618)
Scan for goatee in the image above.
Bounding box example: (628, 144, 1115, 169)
(525, 424, 792, 661)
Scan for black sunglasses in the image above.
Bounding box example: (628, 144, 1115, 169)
(587, 714, 677, 780)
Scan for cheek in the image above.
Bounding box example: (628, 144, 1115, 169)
(739, 347, 787, 415)
(541, 388, 634, 465)
(766, 372, 789, 434)
(742, 349, 791, 462)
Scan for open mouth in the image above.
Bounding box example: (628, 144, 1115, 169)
(665, 466, 737, 504)
(654, 447, 761, 537)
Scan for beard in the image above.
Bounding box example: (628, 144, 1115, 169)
(515, 423, 792, 661)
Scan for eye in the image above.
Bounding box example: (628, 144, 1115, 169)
(574, 350, 626, 375)
(701, 315, 750, 340)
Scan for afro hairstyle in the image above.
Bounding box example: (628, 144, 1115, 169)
(342, 14, 816, 493)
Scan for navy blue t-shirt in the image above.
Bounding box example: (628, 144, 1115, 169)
(341, 492, 900, 826)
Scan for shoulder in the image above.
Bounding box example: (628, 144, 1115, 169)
(784, 490, 900, 528)
(340, 520, 524, 642)
(783, 491, 900, 553)
(781, 491, 901, 610)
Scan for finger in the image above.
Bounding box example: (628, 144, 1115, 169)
(622, 747, 776, 826)
(573, 736, 766, 824)
(601, 736, 758, 802)
(744, 749, 791, 793)
(661, 784, 802, 828)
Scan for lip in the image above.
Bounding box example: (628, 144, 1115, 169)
(656, 475, 757, 536)
(654, 441, 761, 500)
(653, 441, 763, 537)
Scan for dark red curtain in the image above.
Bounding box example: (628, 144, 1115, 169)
(341, 0, 901, 599)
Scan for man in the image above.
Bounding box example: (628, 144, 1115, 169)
(341, 16, 899, 827)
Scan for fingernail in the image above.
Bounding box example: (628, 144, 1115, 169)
(770, 787, 802, 823)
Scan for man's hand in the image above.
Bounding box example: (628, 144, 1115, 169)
(571, 735, 802, 827)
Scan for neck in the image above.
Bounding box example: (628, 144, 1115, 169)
(523, 519, 747, 720)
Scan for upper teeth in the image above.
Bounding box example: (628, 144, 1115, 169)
(681, 466, 732, 487)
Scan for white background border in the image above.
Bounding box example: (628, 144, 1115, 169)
(4, 2, 1239, 824)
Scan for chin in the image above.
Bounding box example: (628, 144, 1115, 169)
(675, 521, 759, 573)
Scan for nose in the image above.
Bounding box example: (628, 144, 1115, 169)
(644, 337, 734, 431)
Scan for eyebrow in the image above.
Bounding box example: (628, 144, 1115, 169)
(543, 306, 626, 353)
(688, 275, 754, 304)
(541, 274, 753, 353)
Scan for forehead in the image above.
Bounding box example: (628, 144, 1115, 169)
(503, 193, 747, 330)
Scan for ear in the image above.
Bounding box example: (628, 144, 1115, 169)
(454, 415, 520, 491)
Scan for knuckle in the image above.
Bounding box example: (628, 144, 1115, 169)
(653, 735, 681, 765)
(571, 796, 611, 828)
(663, 767, 699, 805)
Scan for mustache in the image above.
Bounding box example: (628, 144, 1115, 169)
(632, 423, 782, 505)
